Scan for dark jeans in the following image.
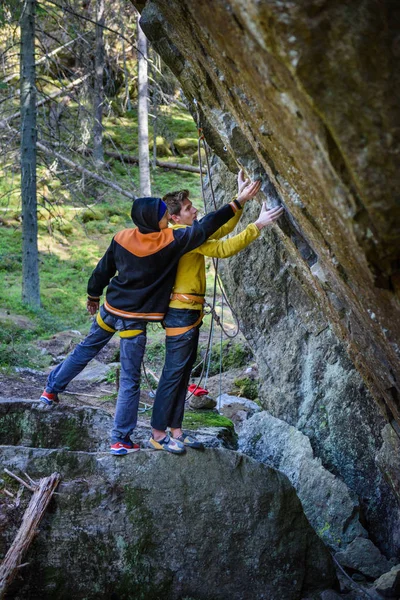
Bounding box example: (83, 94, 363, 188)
(151, 308, 201, 431)
(46, 305, 147, 442)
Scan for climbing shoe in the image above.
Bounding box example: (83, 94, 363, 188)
(39, 390, 60, 407)
(110, 440, 140, 455)
(173, 433, 204, 450)
(148, 435, 185, 454)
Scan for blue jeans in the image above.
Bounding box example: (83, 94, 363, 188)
(46, 305, 147, 443)
(151, 308, 201, 431)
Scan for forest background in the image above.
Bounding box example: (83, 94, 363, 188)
(0, 0, 255, 403)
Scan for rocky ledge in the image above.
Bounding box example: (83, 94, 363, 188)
(0, 401, 336, 600)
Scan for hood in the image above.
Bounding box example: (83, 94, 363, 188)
(131, 197, 163, 233)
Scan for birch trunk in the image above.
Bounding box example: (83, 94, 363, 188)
(137, 14, 151, 196)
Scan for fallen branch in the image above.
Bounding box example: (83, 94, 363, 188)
(144, 366, 160, 384)
(105, 151, 205, 174)
(0, 74, 90, 127)
(0, 471, 61, 600)
(0, 123, 137, 201)
(3, 469, 35, 493)
(2, 35, 88, 84)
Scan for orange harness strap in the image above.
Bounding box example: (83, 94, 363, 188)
(165, 313, 203, 337)
(170, 293, 205, 305)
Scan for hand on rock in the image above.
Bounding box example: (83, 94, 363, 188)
(254, 202, 284, 230)
(236, 179, 262, 207)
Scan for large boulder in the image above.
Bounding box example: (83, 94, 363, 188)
(132, 0, 400, 557)
(1, 445, 336, 600)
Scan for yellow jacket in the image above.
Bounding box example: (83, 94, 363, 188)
(169, 209, 260, 310)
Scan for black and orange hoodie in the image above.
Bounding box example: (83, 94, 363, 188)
(87, 197, 238, 321)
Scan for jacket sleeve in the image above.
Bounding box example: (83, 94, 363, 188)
(87, 240, 117, 299)
(208, 204, 242, 240)
(192, 223, 260, 258)
(174, 202, 237, 254)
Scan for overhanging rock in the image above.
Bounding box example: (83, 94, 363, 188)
(133, 0, 400, 435)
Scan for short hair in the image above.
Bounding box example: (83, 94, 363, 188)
(162, 189, 190, 216)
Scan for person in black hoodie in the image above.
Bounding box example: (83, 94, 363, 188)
(39, 195, 241, 455)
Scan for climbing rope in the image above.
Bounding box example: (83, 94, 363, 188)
(197, 120, 241, 340)
(139, 110, 243, 405)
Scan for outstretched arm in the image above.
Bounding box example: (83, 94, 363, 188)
(210, 172, 261, 240)
(194, 202, 284, 258)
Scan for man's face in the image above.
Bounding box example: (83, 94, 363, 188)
(158, 211, 171, 230)
(171, 198, 198, 226)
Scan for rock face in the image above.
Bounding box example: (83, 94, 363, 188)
(335, 537, 393, 579)
(0, 399, 235, 451)
(239, 411, 368, 551)
(0, 405, 336, 600)
(132, 0, 400, 557)
(134, 0, 400, 422)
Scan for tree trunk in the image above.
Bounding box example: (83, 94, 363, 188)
(20, 0, 40, 307)
(120, 6, 132, 111)
(137, 14, 151, 196)
(93, 0, 105, 166)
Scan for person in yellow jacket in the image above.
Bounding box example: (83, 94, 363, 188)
(149, 172, 284, 453)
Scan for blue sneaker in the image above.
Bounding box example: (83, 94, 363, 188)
(110, 440, 140, 455)
(174, 433, 204, 450)
(148, 434, 185, 454)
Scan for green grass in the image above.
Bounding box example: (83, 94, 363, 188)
(0, 100, 242, 371)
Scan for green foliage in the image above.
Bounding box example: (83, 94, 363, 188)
(145, 340, 165, 365)
(232, 377, 258, 400)
(105, 366, 118, 384)
(0, 312, 59, 369)
(182, 410, 234, 430)
(0, 88, 206, 368)
(0, 1, 21, 24)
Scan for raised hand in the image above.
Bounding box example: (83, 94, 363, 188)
(254, 202, 284, 230)
(237, 169, 249, 194)
(236, 179, 262, 207)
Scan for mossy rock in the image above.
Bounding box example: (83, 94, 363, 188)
(109, 214, 124, 225)
(191, 147, 206, 165)
(37, 208, 50, 221)
(182, 409, 234, 430)
(54, 221, 74, 236)
(173, 137, 198, 155)
(192, 340, 252, 377)
(149, 136, 172, 157)
(232, 377, 259, 401)
(80, 209, 104, 223)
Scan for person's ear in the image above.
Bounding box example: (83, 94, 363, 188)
(170, 213, 180, 223)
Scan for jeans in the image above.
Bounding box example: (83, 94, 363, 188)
(46, 305, 147, 443)
(151, 308, 201, 431)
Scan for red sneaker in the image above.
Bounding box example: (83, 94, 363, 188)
(110, 441, 140, 455)
(39, 390, 60, 407)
